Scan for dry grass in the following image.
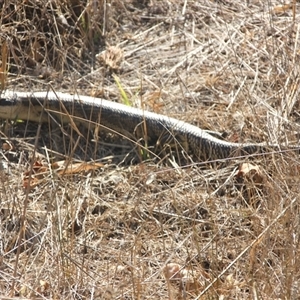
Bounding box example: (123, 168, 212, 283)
(1, 0, 300, 299)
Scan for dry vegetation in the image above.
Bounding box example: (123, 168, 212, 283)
(1, 0, 300, 299)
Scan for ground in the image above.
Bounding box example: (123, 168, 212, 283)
(0, 0, 300, 299)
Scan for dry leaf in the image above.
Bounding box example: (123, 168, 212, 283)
(235, 163, 267, 206)
(142, 90, 163, 113)
(36, 279, 50, 295)
(23, 160, 49, 189)
(2, 141, 14, 151)
(272, 4, 293, 14)
(55, 161, 104, 175)
(235, 163, 264, 184)
(163, 263, 209, 295)
(163, 263, 183, 282)
(23, 160, 103, 188)
(97, 46, 124, 70)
